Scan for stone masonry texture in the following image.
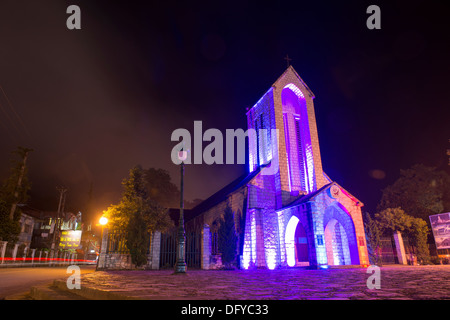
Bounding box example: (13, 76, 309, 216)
(77, 265, 450, 300)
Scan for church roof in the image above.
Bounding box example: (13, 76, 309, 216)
(246, 65, 315, 114)
(281, 183, 332, 210)
(168, 164, 269, 224)
(189, 165, 265, 215)
(272, 65, 315, 98)
(279, 181, 363, 211)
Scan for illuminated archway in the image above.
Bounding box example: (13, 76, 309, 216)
(323, 204, 359, 265)
(281, 83, 315, 193)
(285, 216, 299, 267)
(324, 218, 350, 265)
(285, 215, 310, 267)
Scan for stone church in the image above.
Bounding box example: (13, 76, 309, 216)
(184, 66, 369, 269)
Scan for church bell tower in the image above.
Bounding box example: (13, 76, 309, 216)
(246, 66, 327, 198)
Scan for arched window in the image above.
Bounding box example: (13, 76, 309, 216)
(281, 83, 313, 193)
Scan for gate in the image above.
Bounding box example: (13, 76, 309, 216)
(186, 231, 201, 269)
(159, 231, 177, 269)
(379, 236, 398, 264)
(159, 229, 202, 269)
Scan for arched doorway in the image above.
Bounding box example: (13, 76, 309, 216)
(323, 204, 359, 266)
(294, 221, 309, 266)
(285, 215, 310, 267)
(324, 218, 351, 265)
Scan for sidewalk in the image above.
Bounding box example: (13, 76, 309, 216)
(16, 265, 450, 300)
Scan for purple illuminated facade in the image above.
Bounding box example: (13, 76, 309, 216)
(241, 66, 368, 269)
(188, 66, 369, 269)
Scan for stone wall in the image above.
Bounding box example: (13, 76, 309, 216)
(246, 88, 276, 172)
(243, 172, 278, 269)
(310, 184, 369, 266)
(97, 230, 161, 270)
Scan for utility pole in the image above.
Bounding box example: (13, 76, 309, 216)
(9, 147, 33, 220)
(51, 186, 67, 250)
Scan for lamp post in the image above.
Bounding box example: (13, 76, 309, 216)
(175, 150, 187, 274)
(97, 216, 108, 270)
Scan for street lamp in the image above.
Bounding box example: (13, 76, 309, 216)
(99, 216, 108, 246)
(99, 216, 108, 226)
(175, 150, 188, 274)
(97, 216, 108, 270)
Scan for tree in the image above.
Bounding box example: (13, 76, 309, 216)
(126, 205, 150, 268)
(145, 168, 202, 209)
(217, 204, 237, 269)
(103, 166, 173, 267)
(363, 212, 382, 265)
(0, 147, 32, 242)
(185, 198, 203, 210)
(145, 168, 180, 208)
(378, 164, 450, 221)
(408, 218, 431, 265)
(374, 207, 412, 233)
(375, 207, 430, 264)
(0, 199, 20, 242)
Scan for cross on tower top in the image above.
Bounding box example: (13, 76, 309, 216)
(284, 54, 292, 68)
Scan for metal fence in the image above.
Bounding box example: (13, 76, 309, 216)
(159, 229, 202, 269)
(186, 231, 201, 269)
(159, 231, 177, 269)
(106, 231, 129, 254)
(379, 235, 417, 265)
(379, 236, 398, 264)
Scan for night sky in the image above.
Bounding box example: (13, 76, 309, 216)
(0, 1, 449, 221)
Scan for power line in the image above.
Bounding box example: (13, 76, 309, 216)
(0, 85, 31, 140)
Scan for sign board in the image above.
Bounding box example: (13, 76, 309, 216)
(429, 212, 450, 250)
(59, 230, 82, 249)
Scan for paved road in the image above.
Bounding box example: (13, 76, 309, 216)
(79, 265, 450, 299)
(3, 265, 449, 300)
(0, 265, 96, 299)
